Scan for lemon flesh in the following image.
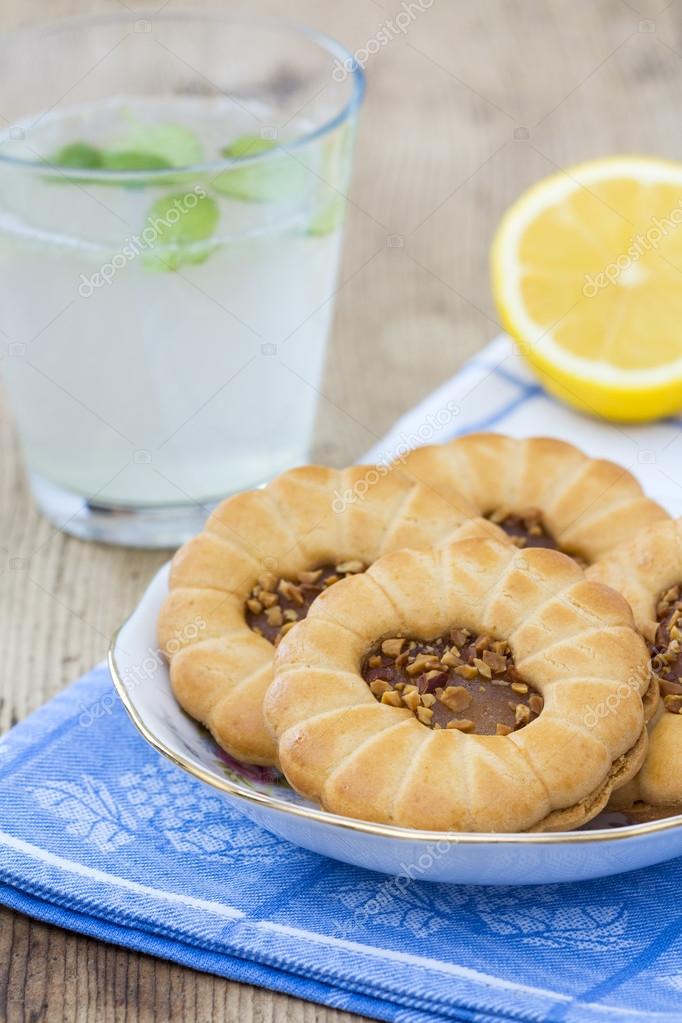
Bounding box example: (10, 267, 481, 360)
(492, 157, 682, 421)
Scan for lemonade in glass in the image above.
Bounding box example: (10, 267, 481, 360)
(0, 14, 364, 545)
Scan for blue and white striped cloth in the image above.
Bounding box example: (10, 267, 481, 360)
(365, 336, 682, 518)
(1, 336, 682, 1023)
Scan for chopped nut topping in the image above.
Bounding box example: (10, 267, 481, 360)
(278, 579, 304, 605)
(486, 507, 587, 566)
(336, 559, 365, 574)
(482, 650, 507, 674)
(489, 506, 560, 552)
(651, 582, 682, 710)
(515, 703, 531, 726)
(664, 693, 682, 714)
(265, 606, 283, 628)
(245, 562, 367, 645)
(407, 654, 440, 676)
(440, 649, 460, 668)
(402, 690, 421, 711)
(297, 569, 323, 586)
(417, 670, 447, 693)
(440, 685, 472, 713)
(362, 628, 541, 734)
(381, 637, 405, 657)
(446, 718, 475, 732)
(473, 657, 492, 679)
(423, 669, 443, 682)
(529, 693, 544, 715)
(454, 664, 478, 680)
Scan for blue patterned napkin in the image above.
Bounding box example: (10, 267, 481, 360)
(2, 338, 682, 1023)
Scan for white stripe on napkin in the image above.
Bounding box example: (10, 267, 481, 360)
(364, 335, 682, 518)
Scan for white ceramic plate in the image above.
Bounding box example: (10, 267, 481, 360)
(110, 564, 682, 885)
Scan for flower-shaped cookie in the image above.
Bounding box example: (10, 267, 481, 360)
(265, 538, 650, 832)
(158, 464, 499, 765)
(590, 517, 682, 816)
(400, 434, 668, 564)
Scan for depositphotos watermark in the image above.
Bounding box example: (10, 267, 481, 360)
(582, 200, 682, 297)
(332, 0, 435, 82)
(78, 616, 205, 728)
(383, 401, 461, 466)
(332, 399, 460, 513)
(331, 839, 453, 939)
(582, 663, 649, 731)
(77, 185, 208, 297)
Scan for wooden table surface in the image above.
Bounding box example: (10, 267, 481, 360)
(1, 0, 681, 1018)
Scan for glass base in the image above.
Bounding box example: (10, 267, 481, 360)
(30, 472, 218, 548)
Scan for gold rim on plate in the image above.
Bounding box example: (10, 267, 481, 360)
(109, 625, 682, 846)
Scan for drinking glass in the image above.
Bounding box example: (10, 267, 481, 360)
(0, 13, 364, 546)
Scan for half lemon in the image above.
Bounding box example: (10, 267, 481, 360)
(492, 156, 682, 421)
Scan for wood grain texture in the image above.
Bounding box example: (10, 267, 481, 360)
(1, 0, 680, 1018)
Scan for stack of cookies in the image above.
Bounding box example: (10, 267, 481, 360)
(157, 433, 674, 833)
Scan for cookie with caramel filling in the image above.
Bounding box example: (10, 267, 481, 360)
(266, 537, 650, 832)
(157, 463, 501, 765)
(400, 433, 668, 566)
(590, 517, 682, 817)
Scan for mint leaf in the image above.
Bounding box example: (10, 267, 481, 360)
(308, 193, 346, 236)
(212, 133, 309, 202)
(141, 191, 219, 272)
(222, 135, 278, 159)
(47, 140, 173, 184)
(101, 150, 173, 172)
(46, 121, 203, 186)
(112, 115, 204, 168)
(50, 142, 103, 169)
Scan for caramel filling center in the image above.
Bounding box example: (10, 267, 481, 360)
(362, 629, 543, 734)
(245, 561, 366, 645)
(651, 583, 682, 713)
(487, 506, 587, 566)
(488, 506, 559, 551)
